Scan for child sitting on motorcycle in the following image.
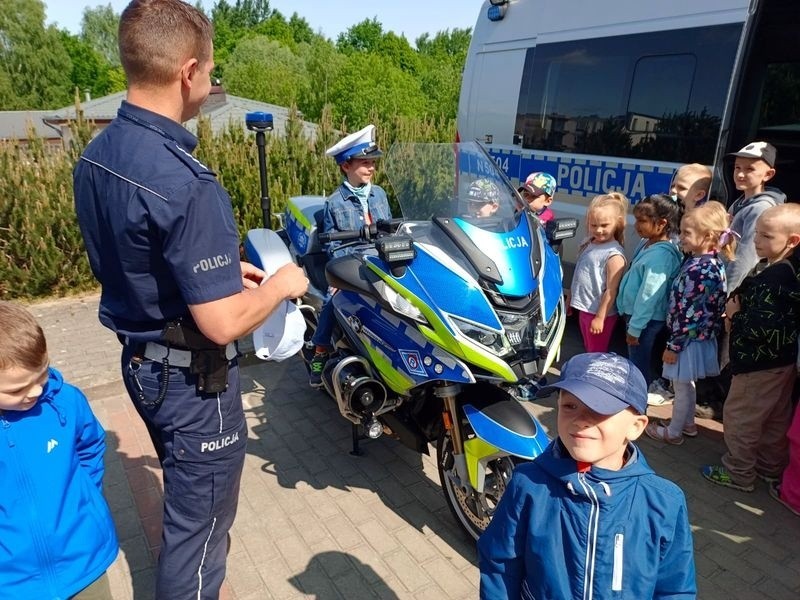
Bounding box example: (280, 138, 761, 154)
(466, 178, 502, 218)
(309, 124, 392, 387)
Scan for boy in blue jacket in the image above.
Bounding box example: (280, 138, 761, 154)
(0, 302, 119, 600)
(478, 352, 696, 600)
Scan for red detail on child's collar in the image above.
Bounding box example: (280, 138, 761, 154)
(577, 461, 592, 473)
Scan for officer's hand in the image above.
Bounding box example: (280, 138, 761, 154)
(241, 261, 267, 289)
(272, 263, 308, 299)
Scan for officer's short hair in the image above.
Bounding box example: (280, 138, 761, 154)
(0, 302, 48, 370)
(119, 0, 213, 87)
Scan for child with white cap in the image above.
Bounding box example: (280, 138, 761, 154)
(309, 124, 392, 387)
(724, 140, 786, 292)
(478, 352, 696, 599)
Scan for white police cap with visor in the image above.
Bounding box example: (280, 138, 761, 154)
(325, 124, 383, 165)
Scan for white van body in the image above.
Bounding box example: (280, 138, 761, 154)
(458, 0, 752, 268)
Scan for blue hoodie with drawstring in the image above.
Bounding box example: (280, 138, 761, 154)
(0, 368, 118, 600)
(478, 440, 696, 600)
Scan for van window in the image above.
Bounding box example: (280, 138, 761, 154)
(515, 24, 742, 164)
(759, 62, 800, 131)
(628, 54, 696, 129)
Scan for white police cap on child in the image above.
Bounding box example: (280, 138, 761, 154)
(326, 124, 383, 165)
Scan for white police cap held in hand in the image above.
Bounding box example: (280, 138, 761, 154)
(325, 124, 383, 165)
(248, 229, 306, 362)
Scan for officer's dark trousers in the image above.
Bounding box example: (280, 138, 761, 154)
(121, 345, 247, 600)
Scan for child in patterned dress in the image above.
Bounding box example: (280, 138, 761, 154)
(646, 202, 736, 444)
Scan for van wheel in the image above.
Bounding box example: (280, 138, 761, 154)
(436, 429, 516, 541)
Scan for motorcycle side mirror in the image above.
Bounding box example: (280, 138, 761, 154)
(376, 236, 416, 278)
(545, 218, 578, 246)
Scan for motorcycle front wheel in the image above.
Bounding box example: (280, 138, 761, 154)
(436, 429, 517, 541)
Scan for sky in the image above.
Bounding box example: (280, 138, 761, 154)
(43, 0, 487, 44)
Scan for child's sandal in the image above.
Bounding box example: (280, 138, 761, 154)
(644, 423, 684, 445)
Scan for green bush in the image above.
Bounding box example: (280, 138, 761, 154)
(0, 109, 454, 300)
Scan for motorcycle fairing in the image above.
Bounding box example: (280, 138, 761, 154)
(454, 215, 538, 297)
(392, 242, 502, 331)
(463, 401, 550, 461)
(536, 227, 563, 322)
(285, 196, 324, 257)
(333, 292, 475, 393)
(242, 228, 291, 272)
(361, 254, 518, 383)
(462, 437, 503, 492)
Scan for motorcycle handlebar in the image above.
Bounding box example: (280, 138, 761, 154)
(318, 229, 362, 243)
(318, 218, 404, 244)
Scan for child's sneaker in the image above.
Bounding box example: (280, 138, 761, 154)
(309, 351, 328, 388)
(701, 465, 754, 492)
(646, 379, 674, 405)
(768, 481, 800, 517)
(694, 403, 716, 420)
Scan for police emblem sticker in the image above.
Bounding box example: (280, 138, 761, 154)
(296, 231, 308, 253)
(399, 350, 427, 377)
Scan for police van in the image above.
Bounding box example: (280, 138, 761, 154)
(458, 0, 800, 268)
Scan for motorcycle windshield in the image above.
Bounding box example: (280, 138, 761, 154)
(383, 142, 539, 296)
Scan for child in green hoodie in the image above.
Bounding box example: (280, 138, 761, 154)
(616, 194, 683, 386)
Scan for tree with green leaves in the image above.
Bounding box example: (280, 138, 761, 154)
(0, 0, 73, 109)
(416, 28, 472, 63)
(336, 17, 384, 54)
(416, 29, 472, 118)
(80, 4, 120, 67)
(295, 38, 346, 122)
(222, 36, 310, 108)
(288, 13, 316, 46)
(59, 31, 125, 101)
(326, 52, 427, 127)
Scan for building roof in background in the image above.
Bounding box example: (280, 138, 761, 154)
(0, 110, 60, 140)
(47, 87, 318, 138)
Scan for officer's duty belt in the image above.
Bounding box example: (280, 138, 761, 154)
(142, 341, 237, 368)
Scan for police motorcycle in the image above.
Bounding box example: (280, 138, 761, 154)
(244, 122, 577, 539)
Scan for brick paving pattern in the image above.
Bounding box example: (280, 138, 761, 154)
(22, 292, 800, 599)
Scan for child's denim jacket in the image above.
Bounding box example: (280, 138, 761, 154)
(321, 182, 392, 257)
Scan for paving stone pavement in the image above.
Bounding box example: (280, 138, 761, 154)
(22, 292, 800, 599)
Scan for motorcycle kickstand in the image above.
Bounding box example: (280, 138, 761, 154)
(350, 423, 365, 457)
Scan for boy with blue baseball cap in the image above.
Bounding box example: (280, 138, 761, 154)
(479, 352, 696, 599)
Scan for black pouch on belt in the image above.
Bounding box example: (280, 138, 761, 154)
(161, 319, 230, 394)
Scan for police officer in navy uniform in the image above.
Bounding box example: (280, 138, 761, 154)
(73, 1, 307, 598)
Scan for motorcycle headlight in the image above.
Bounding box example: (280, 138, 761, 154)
(450, 316, 513, 357)
(374, 281, 427, 324)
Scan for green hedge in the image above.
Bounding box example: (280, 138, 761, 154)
(0, 107, 454, 300)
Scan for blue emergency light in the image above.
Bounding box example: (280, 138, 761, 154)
(245, 112, 273, 132)
(488, 0, 508, 21)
